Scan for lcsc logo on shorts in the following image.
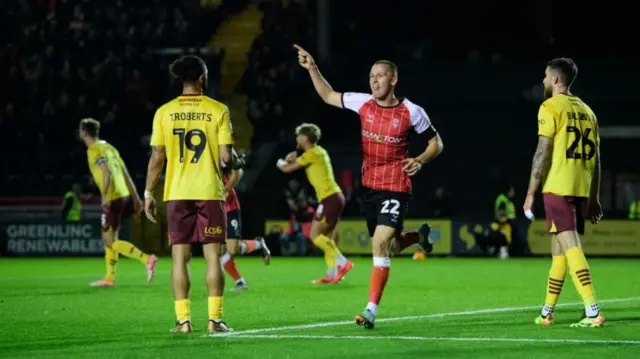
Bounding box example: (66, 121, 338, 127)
(204, 226, 223, 237)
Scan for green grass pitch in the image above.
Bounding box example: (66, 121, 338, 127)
(1, 257, 639, 358)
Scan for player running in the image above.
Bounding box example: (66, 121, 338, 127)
(523, 58, 605, 328)
(276, 123, 354, 284)
(294, 45, 443, 329)
(79, 118, 157, 287)
(221, 159, 272, 291)
(144, 55, 244, 333)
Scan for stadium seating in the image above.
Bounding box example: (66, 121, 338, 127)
(0, 0, 224, 195)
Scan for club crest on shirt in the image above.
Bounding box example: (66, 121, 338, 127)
(392, 119, 400, 128)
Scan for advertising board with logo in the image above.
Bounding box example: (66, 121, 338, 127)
(527, 220, 640, 256)
(2, 220, 105, 256)
(265, 219, 452, 255)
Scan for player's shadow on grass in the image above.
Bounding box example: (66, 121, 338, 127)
(1, 288, 99, 297)
(308, 282, 357, 290)
(106, 284, 157, 292)
(346, 340, 611, 359)
(603, 316, 640, 323)
(596, 306, 637, 314)
(0, 337, 122, 352)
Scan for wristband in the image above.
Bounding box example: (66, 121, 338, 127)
(524, 209, 535, 220)
(144, 190, 154, 199)
(277, 159, 287, 168)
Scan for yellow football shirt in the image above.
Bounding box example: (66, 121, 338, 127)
(150, 94, 233, 201)
(87, 140, 130, 201)
(296, 145, 342, 201)
(538, 94, 599, 198)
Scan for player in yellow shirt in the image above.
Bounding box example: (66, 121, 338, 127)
(277, 123, 354, 284)
(523, 58, 604, 328)
(79, 118, 158, 287)
(143, 55, 244, 334)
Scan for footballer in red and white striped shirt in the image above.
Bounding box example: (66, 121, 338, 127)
(220, 159, 271, 292)
(295, 45, 444, 329)
(342, 91, 436, 193)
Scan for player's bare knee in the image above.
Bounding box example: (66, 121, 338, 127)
(372, 229, 395, 257)
(372, 238, 391, 257)
(226, 240, 240, 256)
(371, 225, 396, 256)
(171, 244, 191, 265)
(556, 231, 580, 251)
(102, 232, 115, 247)
(551, 235, 564, 256)
(203, 243, 224, 260)
(310, 221, 330, 239)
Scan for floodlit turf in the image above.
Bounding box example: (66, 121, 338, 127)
(1, 257, 639, 358)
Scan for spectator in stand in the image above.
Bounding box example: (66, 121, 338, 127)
(238, 0, 314, 147)
(338, 169, 354, 203)
(0, 0, 224, 195)
(429, 186, 453, 218)
(280, 197, 315, 257)
(61, 182, 83, 222)
(338, 168, 361, 217)
(284, 178, 307, 213)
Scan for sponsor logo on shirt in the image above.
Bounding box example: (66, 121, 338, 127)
(361, 130, 402, 144)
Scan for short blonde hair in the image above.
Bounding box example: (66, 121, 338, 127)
(295, 123, 322, 144)
(79, 118, 100, 137)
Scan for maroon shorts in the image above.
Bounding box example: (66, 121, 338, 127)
(167, 200, 226, 245)
(543, 193, 587, 235)
(315, 192, 345, 228)
(102, 197, 128, 232)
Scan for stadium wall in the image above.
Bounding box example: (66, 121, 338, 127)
(265, 219, 640, 257)
(2, 198, 639, 257)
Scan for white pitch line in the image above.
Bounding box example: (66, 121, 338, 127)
(224, 334, 640, 345)
(206, 297, 640, 338)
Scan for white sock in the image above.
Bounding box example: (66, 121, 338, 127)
(373, 257, 390, 267)
(541, 305, 554, 317)
(255, 240, 263, 249)
(585, 303, 599, 317)
(365, 302, 378, 316)
(327, 267, 337, 278)
(336, 254, 348, 266)
(221, 252, 232, 267)
(239, 242, 247, 255)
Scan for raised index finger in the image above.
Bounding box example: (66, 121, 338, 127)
(293, 44, 307, 53)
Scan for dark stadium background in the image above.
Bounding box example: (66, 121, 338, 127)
(1, 0, 639, 258)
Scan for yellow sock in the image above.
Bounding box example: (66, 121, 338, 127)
(544, 255, 567, 308)
(566, 247, 598, 312)
(313, 235, 338, 270)
(208, 296, 223, 320)
(105, 246, 118, 281)
(175, 299, 191, 323)
(326, 239, 339, 269)
(113, 239, 150, 265)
